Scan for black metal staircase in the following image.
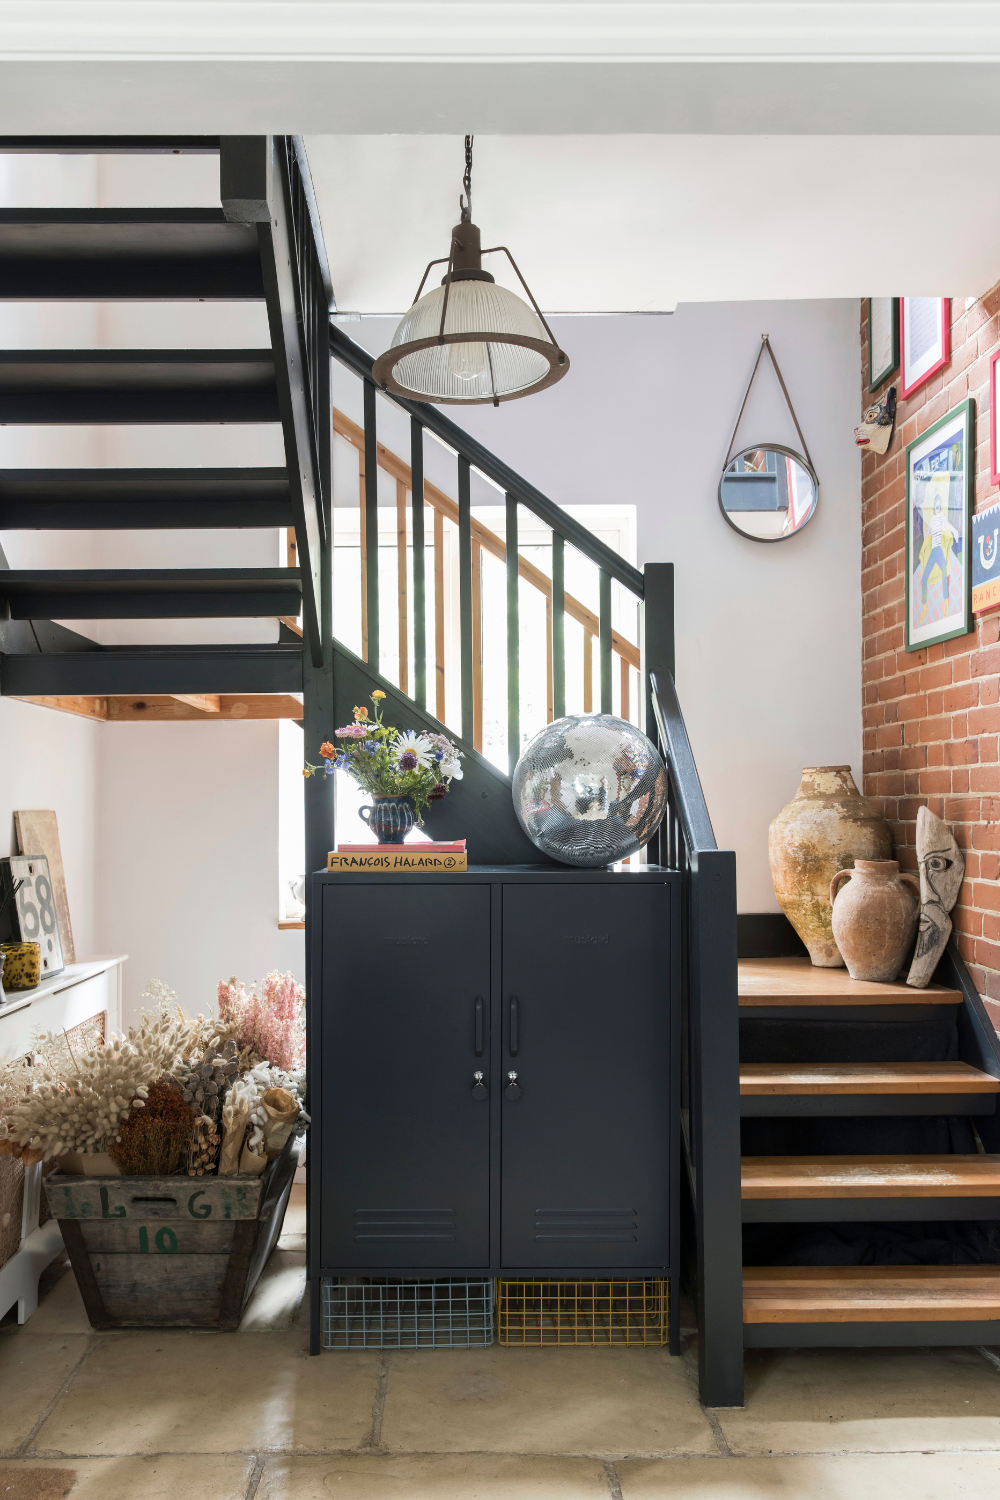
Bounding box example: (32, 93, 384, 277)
(0, 134, 741, 1405)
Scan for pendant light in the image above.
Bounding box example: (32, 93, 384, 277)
(372, 137, 569, 406)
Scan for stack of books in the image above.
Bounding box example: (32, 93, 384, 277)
(327, 840, 467, 872)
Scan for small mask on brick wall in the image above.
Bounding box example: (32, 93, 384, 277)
(906, 805, 964, 989)
(855, 386, 896, 455)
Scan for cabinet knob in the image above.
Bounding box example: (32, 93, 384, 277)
(505, 1070, 522, 1101)
(471, 1071, 488, 1101)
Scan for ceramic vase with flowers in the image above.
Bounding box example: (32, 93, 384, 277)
(304, 691, 464, 843)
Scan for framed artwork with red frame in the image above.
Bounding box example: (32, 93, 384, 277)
(899, 297, 950, 398)
(990, 347, 1000, 486)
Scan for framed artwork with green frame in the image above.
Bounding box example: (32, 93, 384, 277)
(868, 297, 899, 391)
(904, 398, 974, 652)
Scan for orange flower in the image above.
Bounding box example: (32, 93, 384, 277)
(353, 706, 369, 720)
(371, 690, 386, 700)
(319, 741, 336, 759)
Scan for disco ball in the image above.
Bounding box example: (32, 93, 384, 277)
(512, 714, 669, 867)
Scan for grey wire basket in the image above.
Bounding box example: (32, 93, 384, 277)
(321, 1276, 495, 1349)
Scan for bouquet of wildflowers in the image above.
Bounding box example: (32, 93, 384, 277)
(304, 690, 463, 823)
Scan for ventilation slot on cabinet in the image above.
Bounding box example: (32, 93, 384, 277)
(354, 1209, 457, 1242)
(533, 1209, 638, 1243)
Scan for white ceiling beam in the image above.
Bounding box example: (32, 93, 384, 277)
(1, 5, 999, 135)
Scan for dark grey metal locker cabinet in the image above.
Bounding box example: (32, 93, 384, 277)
(320, 881, 490, 1268)
(499, 880, 672, 1268)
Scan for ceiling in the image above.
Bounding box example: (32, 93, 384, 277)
(306, 134, 1000, 313)
(1, 4, 1000, 135)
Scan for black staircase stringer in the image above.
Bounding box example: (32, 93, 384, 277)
(221, 137, 325, 668)
(940, 940, 1000, 1149)
(331, 641, 556, 867)
(0, 616, 100, 657)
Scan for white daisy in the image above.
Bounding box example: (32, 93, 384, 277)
(393, 730, 434, 770)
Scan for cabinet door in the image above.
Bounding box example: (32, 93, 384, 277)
(501, 882, 670, 1269)
(320, 882, 490, 1269)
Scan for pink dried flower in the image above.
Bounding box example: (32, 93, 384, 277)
(336, 725, 368, 738)
(218, 970, 305, 1071)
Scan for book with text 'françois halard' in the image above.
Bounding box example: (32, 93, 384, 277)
(328, 839, 468, 872)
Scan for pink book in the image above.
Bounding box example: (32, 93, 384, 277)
(337, 840, 467, 853)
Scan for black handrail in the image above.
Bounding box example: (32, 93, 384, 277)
(290, 137, 335, 312)
(650, 670, 716, 853)
(329, 321, 645, 599)
(649, 666, 742, 1408)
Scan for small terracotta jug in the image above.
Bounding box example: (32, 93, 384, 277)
(830, 860, 920, 982)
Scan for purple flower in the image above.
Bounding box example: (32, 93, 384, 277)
(399, 750, 418, 770)
(427, 782, 449, 802)
(364, 740, 377, 756)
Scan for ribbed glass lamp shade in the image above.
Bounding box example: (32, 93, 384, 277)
(373, 280, 567, 404)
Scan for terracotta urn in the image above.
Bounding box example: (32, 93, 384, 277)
(768, 766, 893, 967)
(830, 860, 920, 982)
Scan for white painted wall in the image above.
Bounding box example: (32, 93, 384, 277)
(343, 299, 862, 911)
(96, 719, 303, 1023)
(0, 700, 101, 961)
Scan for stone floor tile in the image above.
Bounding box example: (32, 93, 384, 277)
(15, 1260, 92, 1338)
(239, 1249, 308, 1333)
(380, 1346, 715, 1457)
(0, 1454, 254, 1500)
(260, 1452, 612, 1499)
(280, 1185, 306, 1246)
(715, 1345, 1000, 1455)
(618, 1452, 1000, 1498)
(32, 1330, 379, 1455)
(0, 1335, 90, 1455)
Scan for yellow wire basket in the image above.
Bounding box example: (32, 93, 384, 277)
(495, 1277, 669, 1347)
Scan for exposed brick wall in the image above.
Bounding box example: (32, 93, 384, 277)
(862, 285, 1000, 1026)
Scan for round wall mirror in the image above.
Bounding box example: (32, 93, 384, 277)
(719, 443, 818, 543)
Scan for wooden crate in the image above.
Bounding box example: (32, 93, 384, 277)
(44, 1133, 302, 1330)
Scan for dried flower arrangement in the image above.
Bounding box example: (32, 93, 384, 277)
(0, 969, 307, 1181)
(303, 691, 463, 822)
(109, 1081, 192, 1176)
(218, 971, 306, 1073)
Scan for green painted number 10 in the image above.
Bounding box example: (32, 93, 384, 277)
(138, 1225, 178, 1254)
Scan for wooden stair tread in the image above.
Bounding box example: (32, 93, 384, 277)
(742, 1154, 1000, 1198)
(744, 1265, 1000, 1323)
(739, 956, 961, 1006)
(740, 1062, 999, 1095)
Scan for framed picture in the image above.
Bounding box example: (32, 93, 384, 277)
(0, 854, 65, 979)
(899, 297, 950, 398)
(868, 297, 899, 390)
(990, 348, 1000, 486)
(972, 499, 1000, 614)
(905, 398, 974, 651)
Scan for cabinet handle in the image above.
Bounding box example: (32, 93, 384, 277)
(474, 996, 484, 1056)
(505, 1070, 522, 1101)
(509, 995, 518, 1056)
(472, 1070, 488, 1101)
